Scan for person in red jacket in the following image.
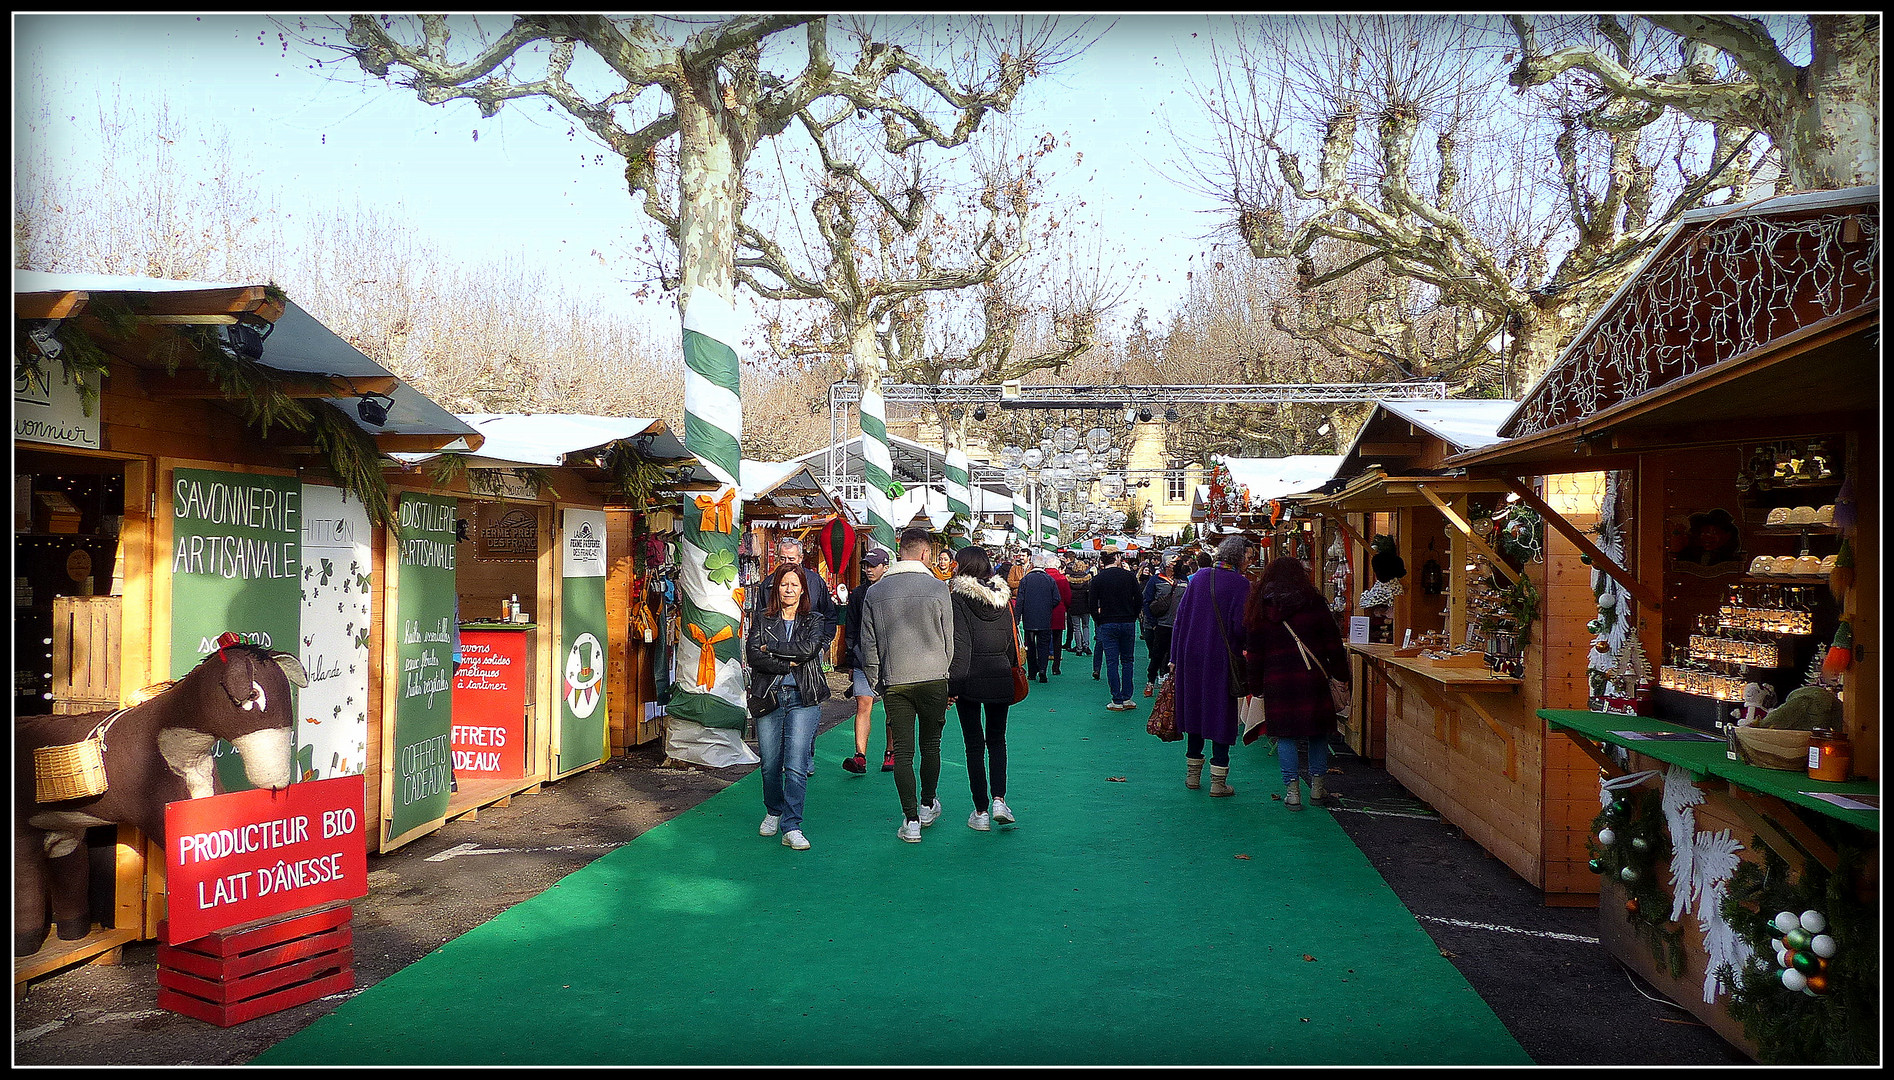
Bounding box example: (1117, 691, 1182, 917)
(1044, 557, 1073, 676)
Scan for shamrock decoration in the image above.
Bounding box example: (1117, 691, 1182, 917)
(319, 558, 335, 585)
(705, 548, 738, 586)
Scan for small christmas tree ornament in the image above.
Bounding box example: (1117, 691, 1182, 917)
(1598, 828, 1617, 846)
(1799, 910, 1827, 934)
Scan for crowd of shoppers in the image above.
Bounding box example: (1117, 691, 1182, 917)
(738, 526, 1352, 848)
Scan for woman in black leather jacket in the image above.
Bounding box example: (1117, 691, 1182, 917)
(746, 564, 833, 850)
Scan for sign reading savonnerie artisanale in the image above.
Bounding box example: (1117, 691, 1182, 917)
(556, 509, 609, 775)
(163, 774, 368, 944)
(169, 468, 302, 792)
(388, 493, 456, 840)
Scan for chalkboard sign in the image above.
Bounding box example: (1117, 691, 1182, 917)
(388, 492, 457, 841)
(168, 468, 301, 792)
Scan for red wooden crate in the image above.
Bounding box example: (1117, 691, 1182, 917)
(158, 969, 354, 1028)
(158, 924, 351, 980)
(156, 904, 355, 1027)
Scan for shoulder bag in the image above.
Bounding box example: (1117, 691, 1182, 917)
(1010, 615, 1031, 705)
(1204, 570, 1248, 698)
(1283, 618, 1351, 719)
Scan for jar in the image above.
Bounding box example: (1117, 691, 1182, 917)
(1808, 728, 1853, 782)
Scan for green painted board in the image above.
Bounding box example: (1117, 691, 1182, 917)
(555, 509, 608, 776)
(167, 467, 301, 791)
(388, 492, 457, 840)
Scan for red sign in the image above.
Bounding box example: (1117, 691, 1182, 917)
(451, 630, 529, 780)
(163, 774, 368, 944)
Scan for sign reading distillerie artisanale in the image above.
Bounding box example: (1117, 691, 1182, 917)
(163, 774, 368, 944)
(388, 492, 457, 841)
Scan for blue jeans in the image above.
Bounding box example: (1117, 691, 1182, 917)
(1278, 736, 1330, 785)
(757, 702, 821, 831)
(1098, 621, 1137, 703)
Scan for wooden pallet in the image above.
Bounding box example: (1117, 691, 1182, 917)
(156, 905, 354, 1027)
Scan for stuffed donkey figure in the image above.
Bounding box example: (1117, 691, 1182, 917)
(14, 641, 308, 956)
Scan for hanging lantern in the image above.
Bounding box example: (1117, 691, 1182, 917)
(819, 516, 856, 574)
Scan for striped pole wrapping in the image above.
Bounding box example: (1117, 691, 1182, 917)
(1012, 486, 1032, 547)
(859, 385, 898, 552)
(1041, 503, 1061, 550)
(670, 291, 748, 733)
(944, 446, 972, 550)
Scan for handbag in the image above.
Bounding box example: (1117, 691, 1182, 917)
(1205, 569, 1247, 697)
(1238, 694, 1269, 745)
(1010, 617, 1031, 705)
(1283, 619, 1351, 719)
(1147, 676, 1181, 741)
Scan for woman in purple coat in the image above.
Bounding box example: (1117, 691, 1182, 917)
(1243, 556, 1351, 810)
(1167, 535, 1253, 796)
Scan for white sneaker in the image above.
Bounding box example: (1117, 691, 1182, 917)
(781, 829, 810, 850)
(967, 809, 991, 831)
(917, 799, 943, 826)
(759, 814, 781, 837)
(990, 796, 1015, 825)
(897, 819, 923, 843)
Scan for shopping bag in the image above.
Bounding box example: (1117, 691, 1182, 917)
(1147, 677, 1181, 741)
(1238, 695, 1268, 745)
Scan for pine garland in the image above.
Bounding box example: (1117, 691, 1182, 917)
(1587, 788, 1685, 976)
(1716, 844, 1877, 1064)
(308, 401, 394, 529)
(601, 443, 670, 508)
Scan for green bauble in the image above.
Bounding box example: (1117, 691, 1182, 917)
(1588, 858, 1604, 873)
(1620, 866, 1639, 883)
(1630, 836, 1651, 854)
(1785, 928, 1814, 952)
(1791, 951, 1820, 974)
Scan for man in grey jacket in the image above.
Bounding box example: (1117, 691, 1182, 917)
(862, 527, 956, 842)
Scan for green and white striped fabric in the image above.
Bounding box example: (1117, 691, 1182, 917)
(671, 291, 748, 740)
(1041, 504, 1061, 550)
(859, 383, 898, 551)
(944, 446, 972, 550)
(1012, 487, 1032, 547)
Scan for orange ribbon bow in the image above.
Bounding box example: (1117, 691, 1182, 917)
(686, 623, 734, 689)
(694, 490, 737, 534)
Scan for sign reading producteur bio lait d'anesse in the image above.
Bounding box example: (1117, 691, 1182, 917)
(163, 774, 368, 944)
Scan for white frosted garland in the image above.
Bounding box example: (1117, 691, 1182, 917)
(1691, 829, 1749, 1003)
(1598, 769, 1662, 809)
(1662, 766, 1707, 922)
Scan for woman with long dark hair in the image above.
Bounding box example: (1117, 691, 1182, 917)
(1243, 556, 1351, 810)
(746, 563, 833, 848)
(947, 545, 1019, 829)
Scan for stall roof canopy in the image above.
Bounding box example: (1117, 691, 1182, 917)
(391, 414, 691, 470)
(1301, 468, 1512, 515)
(739, 460, 855, 523)
(1332, 398, 1517, 480)
(14, 270, 482, 452)
(1219, 454, 1347, 503)
(1451, 186, 1879, 476)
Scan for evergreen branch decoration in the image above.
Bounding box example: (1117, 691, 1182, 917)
(1588, 789, 1685, 977)
(308, 401, 394, 529)
(425, 453, 471, 492)
(515, 467, 556, 499)
(601, 443, 669, 508)
(1716, 843, 1877, 1064)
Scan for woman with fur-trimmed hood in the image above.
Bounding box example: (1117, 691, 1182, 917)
(948, 546, 1021, 831)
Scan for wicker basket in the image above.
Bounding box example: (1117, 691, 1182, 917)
(1732, 726, 1813, 772)
(35, 736, 109, 802)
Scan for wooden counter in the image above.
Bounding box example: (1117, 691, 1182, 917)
(1347, 643, 1523, 693)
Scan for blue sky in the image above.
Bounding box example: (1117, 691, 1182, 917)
(15, 14, 1237, 327)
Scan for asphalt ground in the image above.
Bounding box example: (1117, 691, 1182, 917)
(13, 668, 1751, 1066)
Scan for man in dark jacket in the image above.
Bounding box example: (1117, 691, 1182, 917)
(1012, 552, 1062, 683)
(751, 536, 839, 649)
(839, 548, 891, 774)
(1091, 549, 1145, 711)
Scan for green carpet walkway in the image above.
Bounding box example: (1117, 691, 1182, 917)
(258, 642, 1529, 1065)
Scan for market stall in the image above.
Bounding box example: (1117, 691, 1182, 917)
(1446, 186, 1878, 1062)
(736, 460, 859, 658)
(14, 272, 480, 983)
(1300, 400, 1611, 905)
(390, 413, 696, 841)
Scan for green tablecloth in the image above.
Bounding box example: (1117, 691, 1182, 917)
(1540, 709, 1878, 833)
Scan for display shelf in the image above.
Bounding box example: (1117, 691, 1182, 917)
(1753, 523, 1839, 536)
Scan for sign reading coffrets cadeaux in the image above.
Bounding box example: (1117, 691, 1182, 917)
(162, 774, 368, 944)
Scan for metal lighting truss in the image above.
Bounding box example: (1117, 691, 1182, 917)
(826, 379, 1448, 489)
